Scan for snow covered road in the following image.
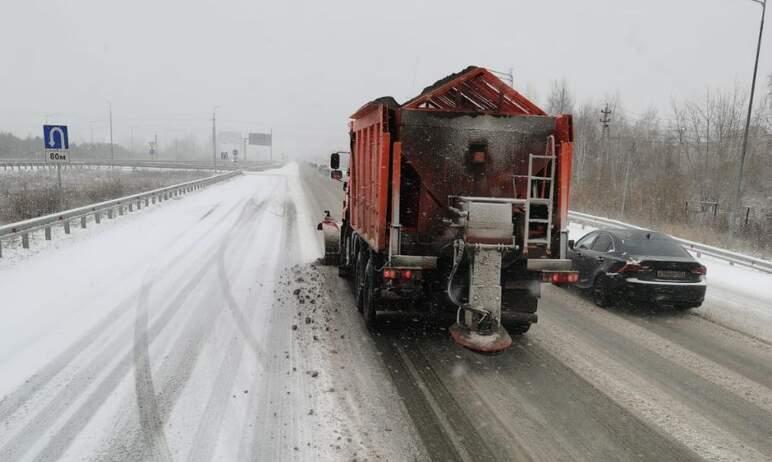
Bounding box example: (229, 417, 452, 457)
(0, 165, 423, 461)
(1, 164, 771, 462)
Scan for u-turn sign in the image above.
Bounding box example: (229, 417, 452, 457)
(43, 125, 69, 150)
(43, 125, 69, 162)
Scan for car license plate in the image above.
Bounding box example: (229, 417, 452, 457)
(657, 270, 685, 279)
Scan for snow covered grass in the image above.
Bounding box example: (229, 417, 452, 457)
(567, 222, 772, 343)
(0, 167, 209, 225)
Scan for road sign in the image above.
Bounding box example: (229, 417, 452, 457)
(248, 132, 271, 146)
(43, 125, 69, 163)
(43, 125, 69, 150)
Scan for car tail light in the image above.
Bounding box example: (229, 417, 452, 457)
(691, 265, 707, 275)
(383, 269, 398, 279)
(619, 262, 643, 273)
(401, 270, 413, 280)
(543, 271, 579, 284)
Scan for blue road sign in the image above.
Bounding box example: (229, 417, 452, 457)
(43, 125, 69, 150)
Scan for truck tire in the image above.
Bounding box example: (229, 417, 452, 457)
(354, 248, 368, 312)
(502, 289, 537, 313)
(362, 259, 379, 331)
(337, 232, 352, 278)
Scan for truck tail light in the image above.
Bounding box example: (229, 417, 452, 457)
(543, 271, 578, 284)
(691, 265, 707, 275)
(383, 269, 417, 281)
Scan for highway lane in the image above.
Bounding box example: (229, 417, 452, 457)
(0, 165, 424, 462)
(306, 164, 772, 462)
(1, 163, 771, 461)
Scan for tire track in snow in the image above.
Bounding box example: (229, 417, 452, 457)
(5, 197, 252, 462)
(186, 214, 280, 462)
(132, 273, 173, 462)
(0, 197, 237, 426)
(97, 187, 276, 459)
(532, 312, 770, 462)
(17, 262, 215, 462)
(238, 193, 310, 462)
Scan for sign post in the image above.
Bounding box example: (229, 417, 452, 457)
(43, 125, 69, 190)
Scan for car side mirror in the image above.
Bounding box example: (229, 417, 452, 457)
(330, 152, 340, 170)
(331, 170, 342, 181)
(568, 239, 575, 250)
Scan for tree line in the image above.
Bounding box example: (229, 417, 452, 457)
(546, 75, 772, 255)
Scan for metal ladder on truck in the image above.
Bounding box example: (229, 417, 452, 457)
(521, 135, 556, 254)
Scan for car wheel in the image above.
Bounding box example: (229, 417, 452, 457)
(592, 275, 612, 308)
(362, 260, 379, 330)
(673, 303, 697, 311)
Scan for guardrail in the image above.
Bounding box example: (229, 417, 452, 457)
(0, 159, 280, 171)
(0, 170, 241, 257)
(568, 211, 772, 274)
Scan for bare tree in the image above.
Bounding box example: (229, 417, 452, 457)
(546, 79, 574, 115)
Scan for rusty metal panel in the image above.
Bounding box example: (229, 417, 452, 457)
(349, 104, 392, 252)
(376, 132, 390, 249)
(555, 115, 573, 235)
(399, 110, 556, 237)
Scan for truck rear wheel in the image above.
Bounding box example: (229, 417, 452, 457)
(362, 260, 379, 330)
(354, 248, 368, 312)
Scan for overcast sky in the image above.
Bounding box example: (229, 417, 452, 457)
(2, 0, 770, 160)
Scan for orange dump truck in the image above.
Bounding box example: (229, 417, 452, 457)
(319, 66, 577, 352)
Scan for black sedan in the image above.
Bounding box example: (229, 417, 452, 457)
(568, 229, 707, 309)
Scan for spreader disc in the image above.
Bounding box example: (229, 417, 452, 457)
(449, 323, 512, 353)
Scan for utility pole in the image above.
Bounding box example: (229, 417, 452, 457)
(600, 104, 612, 160)
(154, 134, 158, 159)
(600, 104, 612, 138)
(108, 101, 114, 169)
(731, 0, 766, 237)
(269, 128, 273, 162)
(212, 107, 219, 173)
(597, 103, 613, 198)
(243, 136, 248, 163)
